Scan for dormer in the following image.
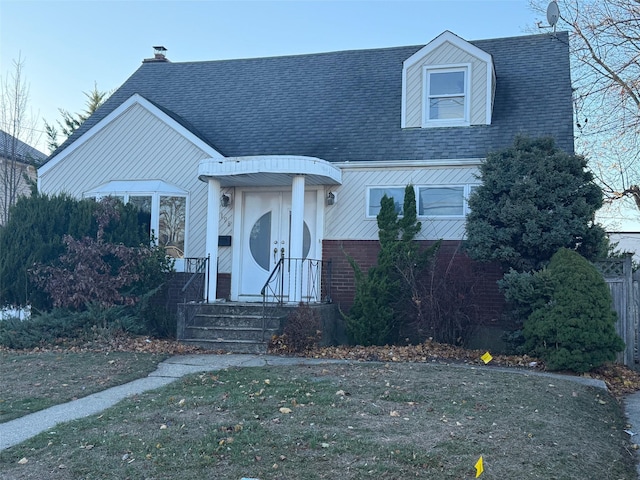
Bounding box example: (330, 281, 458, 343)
(401, 31, 496, 128)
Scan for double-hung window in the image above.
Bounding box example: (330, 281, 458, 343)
(424, 66, 469, 126)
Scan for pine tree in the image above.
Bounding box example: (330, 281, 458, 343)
(345, 185, 437, 345)
(465, 136, 607, 271)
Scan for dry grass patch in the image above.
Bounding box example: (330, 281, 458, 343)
(0, 351, 167, 422)
(0, 362, 636, 479)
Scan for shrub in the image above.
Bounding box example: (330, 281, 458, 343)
(0, 193, 94, 310)
(344, 186, 438, 346)
(409, 245, 486, 346)
(344, 261, 396, 346)
(0, 193, 153, 310)
(0, 305, 134, 350)
(465, 136, 607, 271)
(498, 268, 554, 322)
(523, 248, 624, 373)
(277, 303, 323, 353)
(29, 197, 171, 310)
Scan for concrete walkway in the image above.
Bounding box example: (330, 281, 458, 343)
(625, 391, 640, 478)
(0, 354, 347, 451)
(0, 353, 638, 477)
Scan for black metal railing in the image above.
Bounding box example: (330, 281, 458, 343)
(181, 255, 210, 303)
(260, 256, 332, 343)
(261, 256, 332, 305)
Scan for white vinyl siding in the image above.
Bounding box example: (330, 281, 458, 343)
(324, 163, 480, 241)
(38, 102, 212, 260)
(403, 35, 493, 128)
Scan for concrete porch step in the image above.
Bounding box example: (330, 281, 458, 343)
(177, 301, 340, 354)
(184, 325, 277, 342)
(180, 338, 269, 354)
(190, 314, 280, 330)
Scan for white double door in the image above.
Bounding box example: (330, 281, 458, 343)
(237, 190, 319, 302)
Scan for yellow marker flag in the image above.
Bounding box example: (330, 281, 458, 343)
(475, 456, 484, 477)
(481, 352, 493, 364)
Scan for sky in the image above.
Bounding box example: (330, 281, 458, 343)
(0, 0, 637, 231)
(1, 0, 541, 153)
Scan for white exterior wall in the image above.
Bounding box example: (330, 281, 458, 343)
(38, 103, 212, 258)
(608, 233, 640, 263)
(405, 41, 488, 127)
(324, 163, 480, 241)
(0, 159, 36, 226)
(217, 191, 234, 272)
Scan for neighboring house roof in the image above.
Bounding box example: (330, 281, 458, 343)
(45, 31, 573, 164)
(0, 129, 46, 165)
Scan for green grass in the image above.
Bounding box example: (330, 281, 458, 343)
(0, 351, 167, 422)
(1, 362, 636, 479)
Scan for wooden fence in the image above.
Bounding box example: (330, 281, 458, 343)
(597, 255, 640, 367)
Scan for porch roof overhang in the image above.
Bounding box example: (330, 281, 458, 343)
(198, 155, 342, 187)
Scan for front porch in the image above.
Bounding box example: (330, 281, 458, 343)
(197, 155, 342, 303)
(176, 302, 341, 353)
(174, 254, 341, 353)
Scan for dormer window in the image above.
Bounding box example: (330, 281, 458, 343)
(401, 31, 495, 129)
(425, 67, 469, 125)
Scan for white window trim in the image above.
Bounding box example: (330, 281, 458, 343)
(417, 184, 478, 219)
(366, 186, 407, 218)
(83, 180, 189, 259)
(366, 184, 480, 220)
(422, 64, 471, 128)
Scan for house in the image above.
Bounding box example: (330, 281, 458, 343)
(609, 232, 640, 263)
(0, 129, 45, 225)
(37, 31, 574, 315)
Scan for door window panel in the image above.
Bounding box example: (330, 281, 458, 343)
(250, 212, 272, 271)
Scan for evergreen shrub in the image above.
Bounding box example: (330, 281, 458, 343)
(465, 136, 607, 271)
(345, 186, 438, 346)
(523, 248, 624, 373)
(0, 305, 134, 349)
(0, 193, 152, 310)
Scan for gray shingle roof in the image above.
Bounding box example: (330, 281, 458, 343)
(0, 130, 47, 165)
(48, 32, 574, 163)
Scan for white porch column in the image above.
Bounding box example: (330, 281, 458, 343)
(289, 175, 305, 303)
(205, 178, 221, 302)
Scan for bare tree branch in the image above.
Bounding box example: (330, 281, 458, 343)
(0, 55, 41, 225)
(531, 0, 640, 215)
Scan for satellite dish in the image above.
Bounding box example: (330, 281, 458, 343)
(547, 1, 560, 28)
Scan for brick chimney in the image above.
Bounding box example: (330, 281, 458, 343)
(143, 46, 169, 63)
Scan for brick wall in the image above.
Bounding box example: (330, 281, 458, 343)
(322, 239, 506, 326)
(216, 273, 231, 301)
(157, 271, 231, 313)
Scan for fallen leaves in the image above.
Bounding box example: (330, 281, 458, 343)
(6, 332, 640, 399)
(306, 341, 538, 368)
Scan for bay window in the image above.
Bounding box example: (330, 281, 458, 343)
(84, 181, 187, 259)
